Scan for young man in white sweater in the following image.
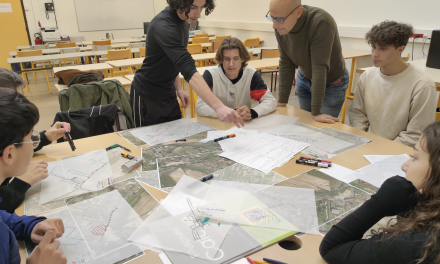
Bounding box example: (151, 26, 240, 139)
(349, 21, 436, 147)
(197, 37, 277, 120)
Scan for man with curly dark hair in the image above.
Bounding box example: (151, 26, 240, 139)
(349, 21, 436, 147)
(130, 0, 244, 128)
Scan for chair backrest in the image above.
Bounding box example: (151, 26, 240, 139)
(402, 53, 411, 62)
(107, 49, 132, 61)
(70, 36, 85, 42)
(192, 37, 209, 44)
(243, 38, 260, 48)
(215, 35, 231, 42)
(56, 42, 76, 48)
(131, 43, 144, 48)
(212, 41, 223, 52)
(93, 40, 111, 46)
(139, 47, 145, 57)
(17, 50, 43, 57)
(187, 44, 202, 55)
(261, 49, 280, 59)
(32, 44, 48, 50)
(61, 48, 80, 54)
(195, 33, 208, 38)
(94, 45, 111, 51)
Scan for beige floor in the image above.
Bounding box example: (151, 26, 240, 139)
(22, 69, 352, 135)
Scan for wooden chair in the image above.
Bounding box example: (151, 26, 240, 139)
(60, 48, 81, 66)
(215, 35, 231, 42)
(211, 41, 222, 53)
(192, 37, 209, 44)
(93, 45, 111, 63)
(192, 37, 210, 53)
(139, 47, 145, 57)
(32, 44, 57, 73)
(189, 84, 198, 118)
(92, 40, 111, 46)
(107, 49, 134, 77)
(194, 33, 208, 38)
(187, 44, 203, 67)
(259, 49, 280, 91)
(17, 50, 52, 96)
(243, 38, 260, 60)
(32, 44, 49, 50)
(56, 42, 76, 48)
(131, 43, 144, 58)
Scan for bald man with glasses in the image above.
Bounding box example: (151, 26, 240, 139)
(268, 0, 349, 124)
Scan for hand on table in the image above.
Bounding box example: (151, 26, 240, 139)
(277, 101, 287, 107)
(31, 218, 65, 244)
(235, 106, 252, 121)
(177, 90, 190, 109)
(17, 160, 48, 186)
(45, 122, 70, 142)
(215, 105, 244, 128)
(27, 230, 67, 264)
(313, 114, 340, 124)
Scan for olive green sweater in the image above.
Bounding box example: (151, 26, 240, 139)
(276, 5, 346, 116)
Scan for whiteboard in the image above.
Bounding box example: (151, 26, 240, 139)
(74, 0, 155, 32)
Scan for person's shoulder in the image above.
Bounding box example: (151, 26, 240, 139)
(408, 64, 436, 88)
(244, 65, 257, 74)
(306, 5, 337, 26)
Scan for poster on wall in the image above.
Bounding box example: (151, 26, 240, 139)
(0, 3, 13, 13)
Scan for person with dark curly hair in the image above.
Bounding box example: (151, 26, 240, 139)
(349, 21, 436, 147)
(320, 121, 440, 263)
(196, 37, 276, 120)
(268, 0, 349, 124)
(130, 0, 244, 128)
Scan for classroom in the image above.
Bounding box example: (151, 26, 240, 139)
(1, 0, 440, 263)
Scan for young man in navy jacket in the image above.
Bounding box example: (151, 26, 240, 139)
(0, 88, 66, 264)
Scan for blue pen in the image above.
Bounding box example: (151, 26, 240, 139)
(263, 258, 287, 264)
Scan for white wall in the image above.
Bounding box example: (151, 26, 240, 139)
(23, 0, 169, 44)
(198, 0, 437, 62)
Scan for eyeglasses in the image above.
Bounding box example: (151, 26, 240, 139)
(0, 130, 40, 157)
(14, 130, 41, 149)
(266, 5, 301, 24)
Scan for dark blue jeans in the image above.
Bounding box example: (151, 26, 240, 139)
(295, 69, 350, 117)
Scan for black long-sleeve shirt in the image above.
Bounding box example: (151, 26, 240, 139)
(132, 6, 198, 100)
(0, 131, 51, 213)
(320, 176, 435, 264)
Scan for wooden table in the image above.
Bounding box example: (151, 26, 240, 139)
(81, 38, 143, 46)
(53, 63, 113, 78)
(54, 76, 132, 92)
(18, 106, 412, 264)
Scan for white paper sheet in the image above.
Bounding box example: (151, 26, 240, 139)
(31, 209, 144, 264)
(363, 155, 393, 164)
(129, 119, 213, 146)
(319, 164, 355, 183)
(67, 190, 144, 258)
(219, 133, 309, 173)
(242, 114, 299, 132)
(340, 155, 409, 188)
(39, 161, 72, 205)
(265, 123, 331, 144)
(200, 127, 258, 147)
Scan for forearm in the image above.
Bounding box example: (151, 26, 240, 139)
(189, 73, 224, 112)
(278, 62, 296, 104)
(175, 75, 183, 91)
(310, 66, 327, 116)
(252, 92, 277, 117)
